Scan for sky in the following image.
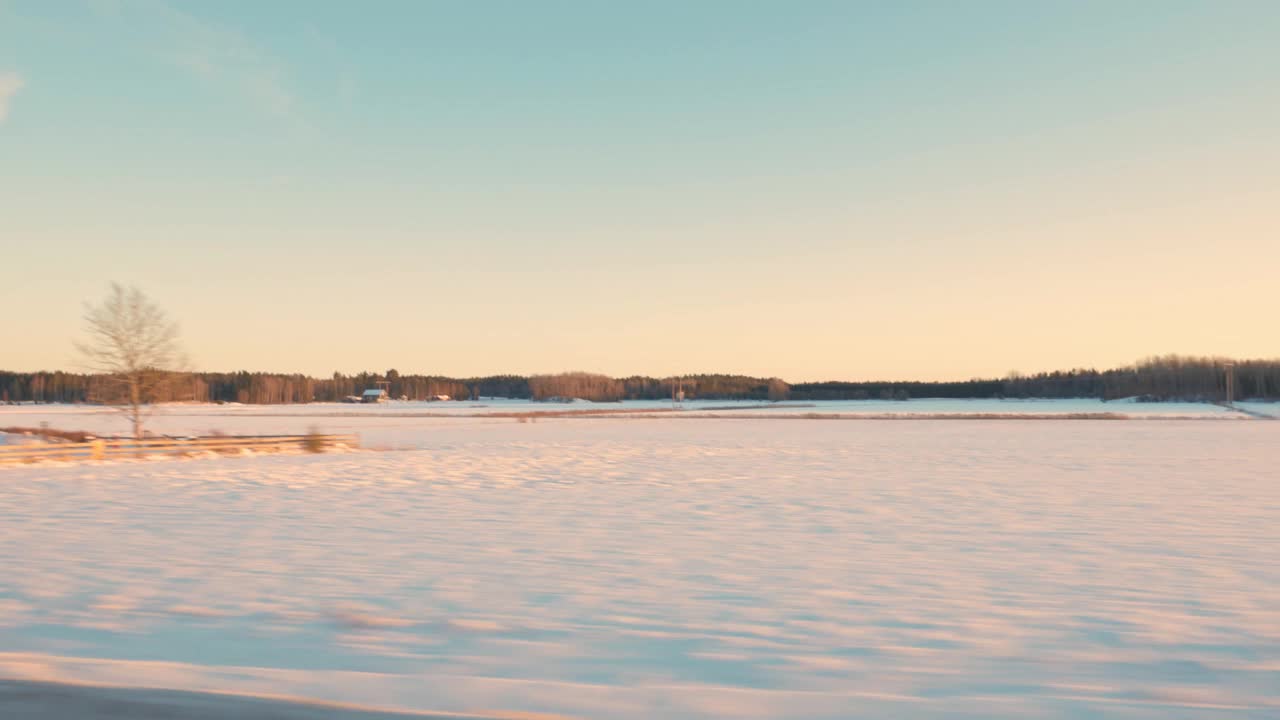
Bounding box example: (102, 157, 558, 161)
(1, 1, 1277, 381)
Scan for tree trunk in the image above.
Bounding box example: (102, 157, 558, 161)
(130, 374, 143, 440)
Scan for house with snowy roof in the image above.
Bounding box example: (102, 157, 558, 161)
(361, 388, 389, 403)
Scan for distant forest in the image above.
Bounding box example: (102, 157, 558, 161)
(2, 356, 1277, 404)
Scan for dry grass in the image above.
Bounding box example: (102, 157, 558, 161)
(469, 409, 1131, 421)
(637, 412, 1132, 421)
(0, 426, 94, 442)
(302, 427, 330, 453)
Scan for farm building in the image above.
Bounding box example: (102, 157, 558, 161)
(361, 389, 389, 403)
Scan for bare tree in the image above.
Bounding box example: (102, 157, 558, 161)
(77, 284, 185, 439)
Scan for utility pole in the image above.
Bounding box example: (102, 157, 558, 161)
(1225, 362, 1235, 406)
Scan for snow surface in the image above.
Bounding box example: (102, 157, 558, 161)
(0, 397, 1249, 443)
(1, 415, 1278, 718)
(1235, 401, 1280, 418)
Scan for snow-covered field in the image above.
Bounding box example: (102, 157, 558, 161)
(2, 411, 1278, 718)
(1236, 401, 1280, 418)
(0, 397, 1254, 450)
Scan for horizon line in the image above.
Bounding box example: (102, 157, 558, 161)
(3, 353, 1273, 386)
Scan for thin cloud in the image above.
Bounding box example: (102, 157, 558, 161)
(0, 71, 24, 124)
(303, 22, 358, 109)
(155, 2, 295, 118)
(92, 0, 296, 119)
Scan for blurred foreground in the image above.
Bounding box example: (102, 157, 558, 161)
(1, 418, 1277, 718)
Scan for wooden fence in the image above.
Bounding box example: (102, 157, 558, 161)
(0, 434, 359, 465)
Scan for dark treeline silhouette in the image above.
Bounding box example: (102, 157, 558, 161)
(794, 357, 1279, 402)
(792, 379, 1003, 401)
(3, 356, 1278, 405)
(795, 370, 1104, 400)
(622, 374, 791, 401)
(1101, 355, 1280, 401)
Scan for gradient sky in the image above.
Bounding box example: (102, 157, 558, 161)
(1, 1, 1277, 381)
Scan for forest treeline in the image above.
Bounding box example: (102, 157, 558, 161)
(2, 356, 1278, 404)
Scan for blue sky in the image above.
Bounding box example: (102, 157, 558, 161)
(1, 1, 1277, 379)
